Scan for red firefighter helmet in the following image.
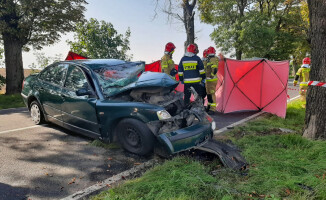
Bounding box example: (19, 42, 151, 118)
(187, 44, 197, 54)
(207, 46, 216, 56)
(203, 49, 208, 58)
(302, 57, 311, 64)
(165, 42, 176, 53)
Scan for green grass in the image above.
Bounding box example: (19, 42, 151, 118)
(91, 100, 326, 200)
(0, 94, 25, 109)
(92, 157, 222, 200)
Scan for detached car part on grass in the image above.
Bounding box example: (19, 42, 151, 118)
(21, 59, 247, 171)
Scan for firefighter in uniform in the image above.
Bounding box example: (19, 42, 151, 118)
(161, 42, 178, 78)
(178, 44, 206, 105)
(205, 46, 218, 113)
(293, 57, 311, 108)
(202, 49, 208, 67)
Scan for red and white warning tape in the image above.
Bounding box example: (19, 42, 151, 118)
(308, 81, 326, 88)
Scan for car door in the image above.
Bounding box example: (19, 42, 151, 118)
(61, 65, 100, 135)
(37, 64, 68, 122)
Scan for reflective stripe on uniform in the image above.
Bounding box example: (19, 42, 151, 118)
(178, 72, 184, 76)
(184, 77, 202, 83)
(199, 69, 205, 74)
(300, 81, 308, 86)
(182, 60, 198, 64)
(207, 78, 217, 82)
(208, 103, 216, 107)
(162, 64, 168, 69)
(183, 60, 198, 71)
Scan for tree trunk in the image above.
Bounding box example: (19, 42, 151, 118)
(303, 0, 326, 139)
(235, 0, 246, 60)
(183, 1, 196, 52)
(292, 63, 296, 76)
(3, 34, 24, 94)
(236, 49, 242, 60)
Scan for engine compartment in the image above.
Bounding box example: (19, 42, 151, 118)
(112, 86, 209, 135)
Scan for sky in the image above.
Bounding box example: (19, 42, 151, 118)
(21, 0, 216, 68)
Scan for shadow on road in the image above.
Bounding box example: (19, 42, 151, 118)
(0, 182, 30, 200)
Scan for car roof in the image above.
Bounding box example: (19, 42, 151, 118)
(62, 59, 145, 70)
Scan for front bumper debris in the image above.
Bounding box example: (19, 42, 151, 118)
(195, 139, 248, 171)
(157, 123, 213, 154)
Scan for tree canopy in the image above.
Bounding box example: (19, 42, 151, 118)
(67, 18, 132, 61)
(28, 52, 62, 71)
(0, 0, 87, 50)
(198, 0, 310, 61)
(0, 0, 87, 94)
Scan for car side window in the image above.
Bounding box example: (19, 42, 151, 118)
(38, 66, 52, 81)
(39, 64, 67, 85)
(65, 66, 88, 91)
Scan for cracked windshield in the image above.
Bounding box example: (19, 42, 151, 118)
(92, 61, 145, 97)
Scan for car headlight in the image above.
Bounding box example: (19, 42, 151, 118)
(157, 110, 171, 120)
(205, 114, 216, 131)
(211, 121, 216, 131)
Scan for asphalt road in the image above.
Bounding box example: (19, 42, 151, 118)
(0, 108, 151, 200)
(0, 80, 299, 200)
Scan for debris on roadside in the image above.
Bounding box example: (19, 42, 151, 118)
(279, 128, 295, 133)
(68, 177, 76, 185)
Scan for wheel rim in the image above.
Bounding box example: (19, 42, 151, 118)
(125, 128, 141, 147)
(30, 104, 41, 124)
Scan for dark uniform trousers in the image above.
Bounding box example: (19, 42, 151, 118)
(184, 83, 206, 105)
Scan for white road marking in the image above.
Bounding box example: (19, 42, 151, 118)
(288, 95, 300, 102)
(0, 125, 46, 135)
(213, 95, 301, 135)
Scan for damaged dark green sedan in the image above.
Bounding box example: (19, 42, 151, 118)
(21, 59, 215, 156)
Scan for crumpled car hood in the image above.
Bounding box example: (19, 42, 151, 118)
(92, 60, 178, 97)
(120, 72, 179, 94)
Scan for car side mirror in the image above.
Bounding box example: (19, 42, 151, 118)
(76, 88, 94, 96)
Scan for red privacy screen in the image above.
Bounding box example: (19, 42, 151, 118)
(216, 58, 289, 118)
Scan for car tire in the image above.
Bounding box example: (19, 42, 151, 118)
(30, 101, 45, 125)
(116, 118, 155, 156)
